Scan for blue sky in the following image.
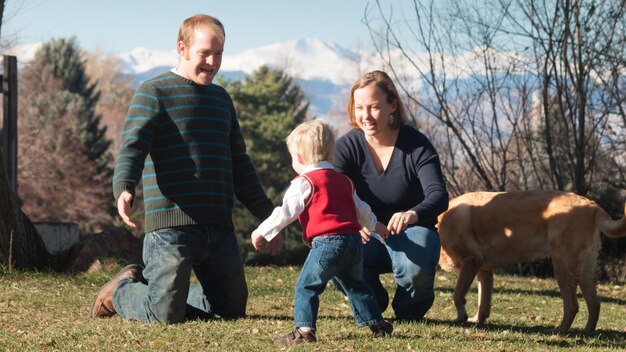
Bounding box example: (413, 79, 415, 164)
(3, 0, 377, 54)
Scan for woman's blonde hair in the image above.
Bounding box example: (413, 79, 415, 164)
(347, 70, 407, 129)
(286, 120, 335, 164)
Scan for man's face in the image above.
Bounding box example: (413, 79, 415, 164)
(178, 26, 223, 85)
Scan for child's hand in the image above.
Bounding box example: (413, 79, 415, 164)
(359, 227, 371, 244)
(251, 230, 265, 251)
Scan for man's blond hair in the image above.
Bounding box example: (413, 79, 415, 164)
(286, 120, 335, 164)
(178, 14, 225, 49)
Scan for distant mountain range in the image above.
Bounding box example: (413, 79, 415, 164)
(117, 39, 386, 119)
(113, 39, 528, 123)
(9, 39, 378, 120)
(7, 39, 521, 122)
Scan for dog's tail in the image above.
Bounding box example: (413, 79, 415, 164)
(596, 203, 626, 238)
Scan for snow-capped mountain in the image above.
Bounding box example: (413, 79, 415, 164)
(114, 39, 513, 118)
(7, 39, 522, 121)
(7, 39, 364, 118)
(117, 47, 178, 74)
(4, 43, 42, 62)
(117, 39, 378, 118)
(117, 39, 365, 86)
(221, 39, 362, 86)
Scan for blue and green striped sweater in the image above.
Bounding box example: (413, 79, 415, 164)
(113, 71, 273, 232)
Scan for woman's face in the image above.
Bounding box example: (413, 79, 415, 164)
(353, 83, 396, 137)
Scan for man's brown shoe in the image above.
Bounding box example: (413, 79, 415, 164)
(274, 328, 317, 345)
(89, 264, 143, 318)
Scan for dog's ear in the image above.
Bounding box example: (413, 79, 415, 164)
(438, 247, 457, 272)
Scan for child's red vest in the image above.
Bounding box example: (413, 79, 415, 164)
(297, 169, 362, 242)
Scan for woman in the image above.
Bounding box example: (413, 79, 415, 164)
(334, 70, 449, 321)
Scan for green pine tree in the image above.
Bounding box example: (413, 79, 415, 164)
(33, 37, 112, 176)
(220, 66, 310, 264)
(18, 38, 116, 232)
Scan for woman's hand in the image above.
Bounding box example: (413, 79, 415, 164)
(388, 210, 418, 235)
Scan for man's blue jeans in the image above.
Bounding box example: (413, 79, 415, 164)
(294, 234, 383, 329)
(112, 225, 247, 323)
(364, 226, 440, 320)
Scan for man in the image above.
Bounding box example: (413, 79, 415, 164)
(90, 14, 281, 323)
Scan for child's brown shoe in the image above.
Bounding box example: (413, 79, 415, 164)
(274, 328, 317, 345)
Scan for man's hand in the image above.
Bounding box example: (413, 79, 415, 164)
(117, 191, 136, 228)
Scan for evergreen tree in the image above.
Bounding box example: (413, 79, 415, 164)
(17, 38, 116, 232)
(219, 66, 310, 263)
(33, 37, 112, 175)
(226, 66, 308, 195)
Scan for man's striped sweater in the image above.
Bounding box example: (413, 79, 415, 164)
(113, 71, 273, 233)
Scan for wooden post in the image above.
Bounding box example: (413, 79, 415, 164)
(0, 55, 49, 270)
(2, 55, 17, 196)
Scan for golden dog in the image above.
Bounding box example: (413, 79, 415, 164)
(436, 191, 626, 333)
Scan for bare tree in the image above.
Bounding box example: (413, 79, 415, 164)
(17, 71, 114, 233)
(16, 39, 121, 234)
(0, 1, 4, 35)
(83, 49, 135, 154)
(364, 0, 626, 197)
(513, 0, 626, 195)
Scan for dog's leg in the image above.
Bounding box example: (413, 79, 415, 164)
(454, 257, 482, 324)
(578, 256, 600, 333)
(552, 258, 579, 333)
(469, 269, 493, 325)
(578, 279, 600, 333)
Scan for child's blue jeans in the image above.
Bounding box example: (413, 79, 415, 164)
(294, 234, 383, 329)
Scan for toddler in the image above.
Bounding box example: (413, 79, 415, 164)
(251, 120, 392, 345)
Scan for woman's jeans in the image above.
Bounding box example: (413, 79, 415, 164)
(112, 225, 247, 323)
(294, 234, 383, 329)
(364, 225, 440, 320)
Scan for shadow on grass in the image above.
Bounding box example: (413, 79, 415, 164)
(246, 314, 294, 321)
(246, 313, 625, 348)
(435, 286, 626, 305)
(421, 317, 626, 349)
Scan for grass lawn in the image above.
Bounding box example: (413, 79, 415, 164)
(0, 263, 624, 351)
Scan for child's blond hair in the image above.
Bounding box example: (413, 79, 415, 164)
(286, 120, 335, 164)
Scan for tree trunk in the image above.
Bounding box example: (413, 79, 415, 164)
(0, 0, 49, 270)
(0, 1, 4, 39)
(0, 149, 49, 269)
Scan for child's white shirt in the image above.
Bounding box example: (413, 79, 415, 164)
(255, 161, 377, 241)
